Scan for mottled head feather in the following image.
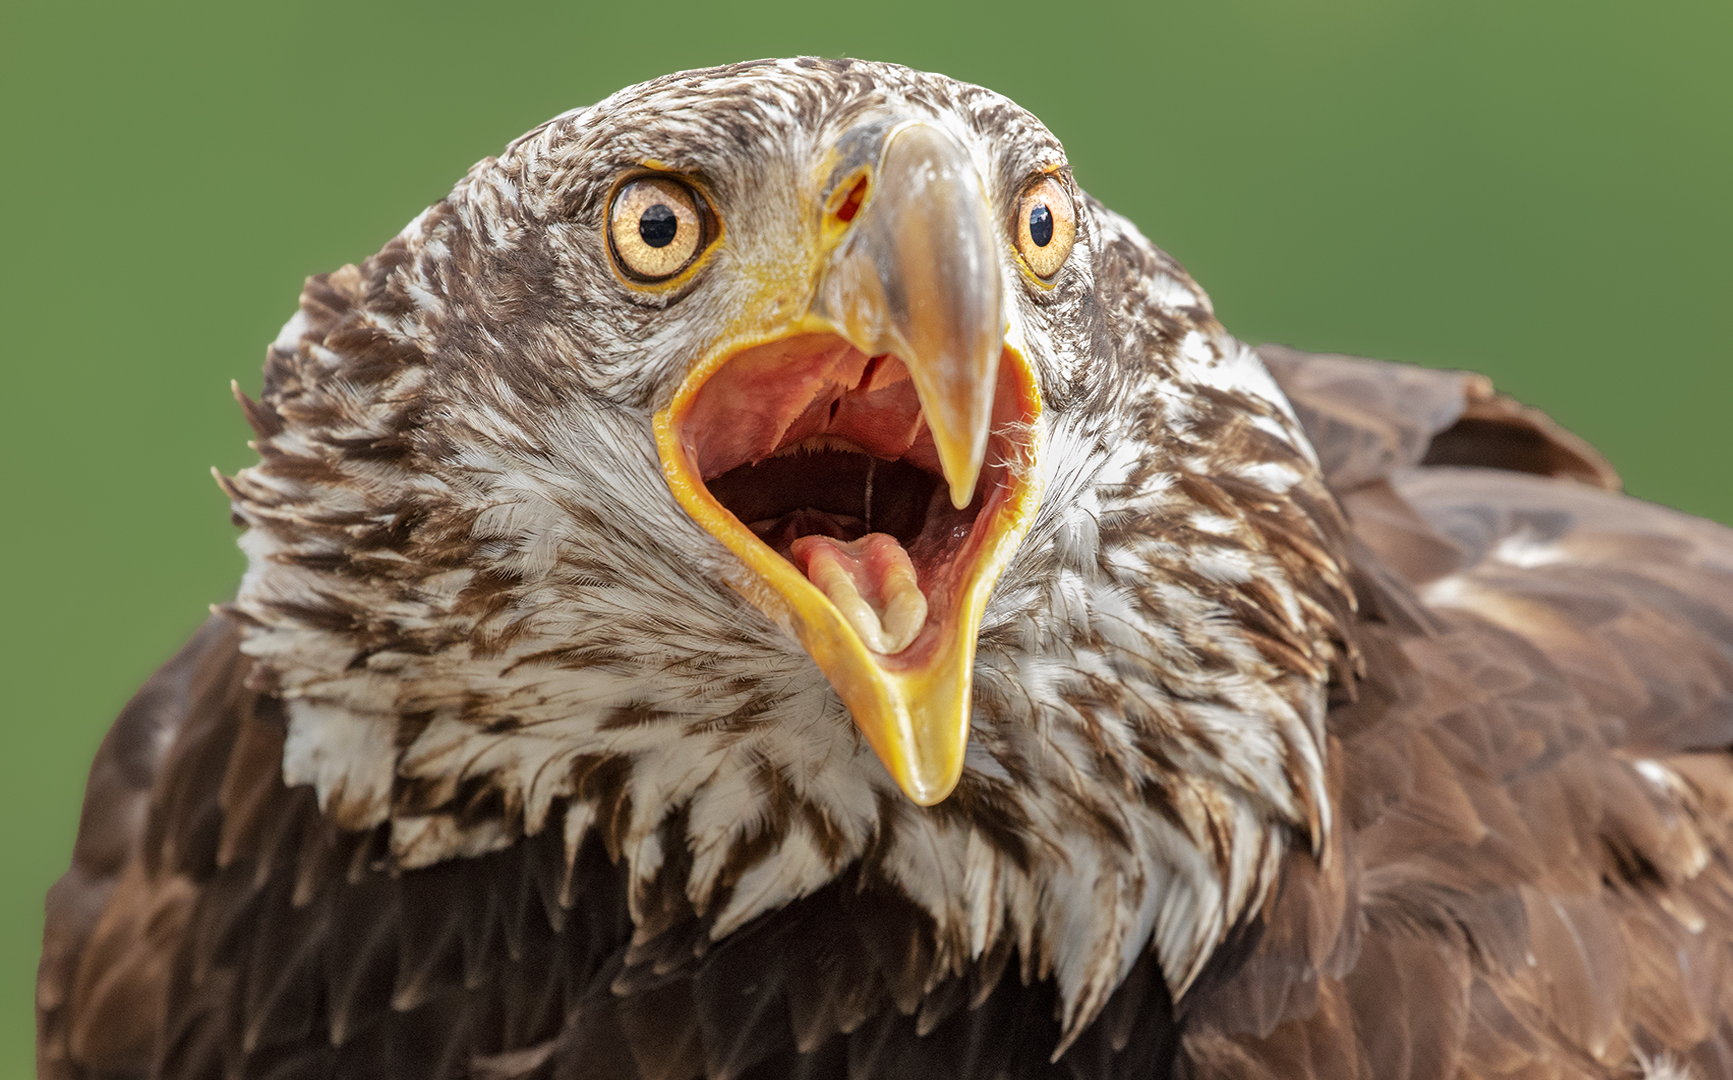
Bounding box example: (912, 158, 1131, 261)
(222, 57, 1356, 1039)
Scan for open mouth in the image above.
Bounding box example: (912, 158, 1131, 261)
(661, 332, 1039, 678)
(677, 333, 1035, 666)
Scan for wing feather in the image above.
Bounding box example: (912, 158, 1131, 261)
(1194, 347, 1733, 1078)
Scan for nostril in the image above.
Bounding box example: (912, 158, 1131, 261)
(835, 177, 867, 223)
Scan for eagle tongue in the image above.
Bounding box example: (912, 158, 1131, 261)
(790, 533, 928, 655)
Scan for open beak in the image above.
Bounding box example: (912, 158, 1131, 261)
(653, 122, 1044, 805)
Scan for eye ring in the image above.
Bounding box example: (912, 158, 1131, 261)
(609, 176, 708, 282)
(1014, 176, 1076, 280)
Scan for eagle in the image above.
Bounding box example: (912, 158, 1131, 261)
(36, 58, 1733, 1080)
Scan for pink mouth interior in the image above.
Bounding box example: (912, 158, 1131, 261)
(680, 333, 1020, 662)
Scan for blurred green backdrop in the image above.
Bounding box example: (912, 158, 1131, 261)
(2, 0, 1727, 1072)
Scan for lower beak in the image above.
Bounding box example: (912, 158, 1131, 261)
(654, 122, 1044, 805)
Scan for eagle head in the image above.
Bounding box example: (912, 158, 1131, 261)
(224, 57, 1356, 1038)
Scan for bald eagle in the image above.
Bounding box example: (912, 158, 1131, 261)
(37, 59, 1733, 1080)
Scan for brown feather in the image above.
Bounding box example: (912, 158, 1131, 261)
(1190, 351, 1733, 1078)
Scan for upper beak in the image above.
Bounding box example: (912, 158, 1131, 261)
(653, 121, 1044, 805)
(811, 123, 1002, 510)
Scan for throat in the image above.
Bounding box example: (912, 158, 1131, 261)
(710, 449, 940, 552)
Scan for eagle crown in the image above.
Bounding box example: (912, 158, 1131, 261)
(223, 57, 1356, 1041)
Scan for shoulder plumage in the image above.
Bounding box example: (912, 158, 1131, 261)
(1185, 345, 1733, 1079)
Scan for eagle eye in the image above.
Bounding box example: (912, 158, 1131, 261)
(609, 176, 707, 282)
(1014, 176, 1076, 280)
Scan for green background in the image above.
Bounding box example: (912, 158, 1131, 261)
(2, 0, 1727, 1073)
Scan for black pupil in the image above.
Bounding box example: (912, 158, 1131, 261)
(639, 203, 679, 248)
(1028, 204, 1054, 247)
